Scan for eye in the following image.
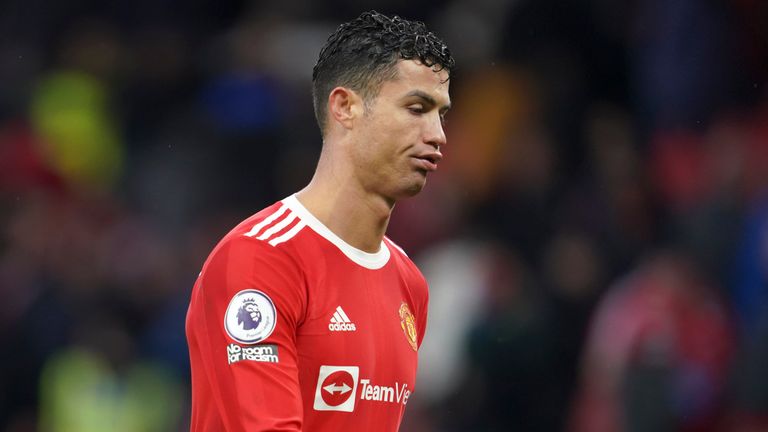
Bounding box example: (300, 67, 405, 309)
(408, 104, 425, 114)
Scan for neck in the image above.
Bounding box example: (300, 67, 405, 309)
(296, 148, 394, 253)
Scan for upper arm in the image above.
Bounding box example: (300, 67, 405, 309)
(189, 236, 307, 431)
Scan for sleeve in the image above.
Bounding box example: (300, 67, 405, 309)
(189, 235, 307, 431)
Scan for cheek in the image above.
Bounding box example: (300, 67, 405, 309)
(386, 115, 421, 146)
(366, 121, 401, 154)
(357, 111, 420, 165)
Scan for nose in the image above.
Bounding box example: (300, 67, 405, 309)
(424, 112, 446, 149)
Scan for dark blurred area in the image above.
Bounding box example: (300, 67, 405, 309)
(1, 0, 767, 431)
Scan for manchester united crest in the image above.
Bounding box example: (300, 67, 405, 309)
(399, 302, 418, 351)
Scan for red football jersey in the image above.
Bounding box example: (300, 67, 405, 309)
(186, 195, 429, 431)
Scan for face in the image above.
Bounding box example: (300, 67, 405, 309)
(352, 59, 451, 201)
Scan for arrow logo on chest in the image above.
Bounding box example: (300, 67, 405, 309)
(323, 382, 352, 395)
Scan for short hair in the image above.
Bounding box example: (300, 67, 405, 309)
(312, 11, 455, 134)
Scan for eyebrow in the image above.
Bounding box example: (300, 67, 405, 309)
(405, 90, 451, 112)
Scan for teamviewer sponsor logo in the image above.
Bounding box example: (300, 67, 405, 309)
(328, 306, 356, 332)
(359, 379, 411, 405)
(313, 365, 359, 412)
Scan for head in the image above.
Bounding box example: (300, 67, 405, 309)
(312, 11, 455, 199)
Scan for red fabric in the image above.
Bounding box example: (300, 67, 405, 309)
(186, 198, 428, 431)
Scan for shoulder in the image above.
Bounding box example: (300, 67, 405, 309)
(221, 197, 312, 256)
(384, 237, 419, 271)
(384, 236, 410, 259)
(194, 201, 310, 324)
(233, 200, 305, 246)
(202, 200, 307, 284)
(384, 236, 428, 286)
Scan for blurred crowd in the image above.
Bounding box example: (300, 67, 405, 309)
(1, 0, 767, 431)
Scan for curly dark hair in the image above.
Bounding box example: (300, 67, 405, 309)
(312, 11, 455, 134)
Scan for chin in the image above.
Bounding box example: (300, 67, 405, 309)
(400, 178, 427, 198)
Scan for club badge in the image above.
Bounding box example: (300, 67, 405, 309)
(399, 302, 418, 351)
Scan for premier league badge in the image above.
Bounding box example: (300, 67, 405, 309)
(225, 289, 277, 344)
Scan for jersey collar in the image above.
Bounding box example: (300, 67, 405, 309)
(282, 194, 391, 269)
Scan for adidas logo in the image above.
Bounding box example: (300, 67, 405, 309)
(329, 306, 357, 332)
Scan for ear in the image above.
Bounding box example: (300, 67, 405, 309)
(328, 86, 363, 130)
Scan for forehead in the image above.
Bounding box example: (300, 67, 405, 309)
(379, 59, 450, 105)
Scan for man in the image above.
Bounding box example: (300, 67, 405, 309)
(185, 10, 454, 432)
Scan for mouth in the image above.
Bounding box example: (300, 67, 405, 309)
(411, 151, 442, 172)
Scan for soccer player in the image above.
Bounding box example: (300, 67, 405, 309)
(185, 10, 454, 431)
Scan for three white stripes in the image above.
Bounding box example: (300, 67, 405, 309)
(244, 205, 306, 246)
(245, 205, 288, 237)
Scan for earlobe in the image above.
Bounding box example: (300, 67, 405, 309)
(328, 87, 361, 130)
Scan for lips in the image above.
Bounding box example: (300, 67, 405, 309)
(412, 151, 442, 172)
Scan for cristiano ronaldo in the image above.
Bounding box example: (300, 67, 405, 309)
(186, 10, 454, 431)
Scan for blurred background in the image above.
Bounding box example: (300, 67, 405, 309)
(1, 0, 767, 431)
